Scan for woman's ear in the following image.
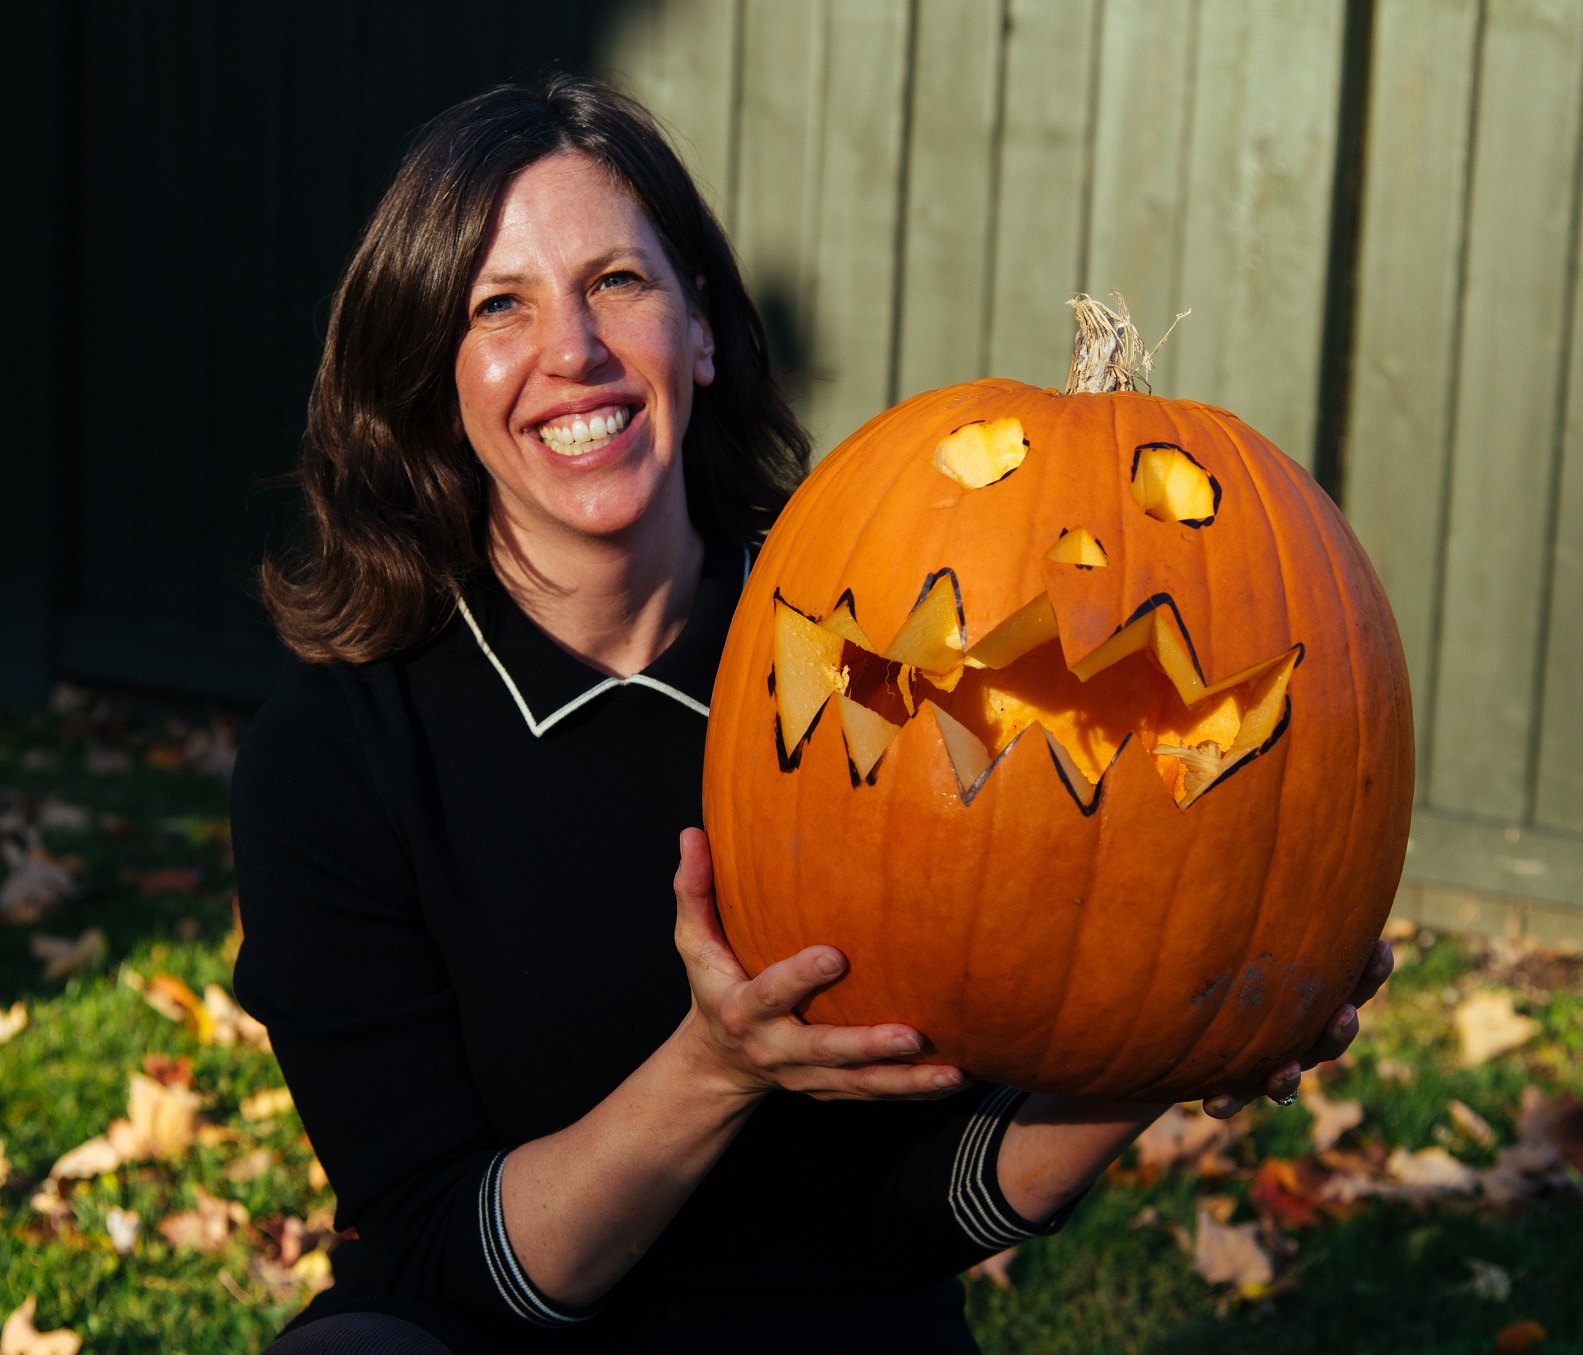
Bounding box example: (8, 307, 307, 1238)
(692, 273, 716, 388)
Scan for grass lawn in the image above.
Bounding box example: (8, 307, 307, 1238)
(2, 693, 1580, 1353)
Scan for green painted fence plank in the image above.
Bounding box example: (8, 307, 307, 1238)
(800, 0, 914, 457)
(1534, 189, 1583, 833)
(985, 0, 1100, 387)
(1404, 806, 1583, 914)
(1428, 0, 1583, 821)
(1166, 0, 1346, 469)
(1083, 0, 1199, 354)
(893, 0, 1007, 401)
(731, 0, 828, 417)
(1343, 0, 1481, 800)
(598, 0, 740, 221)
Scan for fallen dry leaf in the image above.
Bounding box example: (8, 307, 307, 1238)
(0, 1001, 27, 1045)
(1517, 1084, 1583, 1173)
(29, 929, 107, 982)
(133, 866, 202, 897)
(27, 1184, 70, 1220)
(1447, 1099, 1498, 1149)
(203, 984, 270, 1050)
(0, 846, 79, 925)
(0, 1297, 81, 1355)
(132, 972, 215, 1042)
(224, 1147, 278, 1184)
(0, 1141, 10, 1189)
(241, 1087, 295, 1122)
(966, 1246, 1017, 1288)
(1304, 1082, 1364, 1152)
(35, 800, 90, 832)
(1135, 1103, 1247, 1176)
(104, 1207, 140, 1256)
(1495, 1320, 1547, 1352)
(158, 1186, 246, 1253)
(308, 1156, 329, 1192)
(1454, 990, 1540, 1067)
(1385, 1146, 1480, 1197)
(1374, 1057, 1417, 1085)
(1248, 1158, 1337, 1229)
(291, 1247, 334, 1292)
(118, 1072, 201, 1161)
(48, 1135, 121, 1182)
(1465, 1258, 1511, 1302)
(142, 1053, 194, 1089)
(1192, 1203, 1273, 1293)
(50, 1072, 201, 1179)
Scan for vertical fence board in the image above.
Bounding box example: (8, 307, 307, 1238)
(1083, 0, 1199, 351)
(730, 0, 828, 415)
(1344, 0, 1481, 795)
(893, 0, 1006, 401)
(1535, 201, 1583, 833)
(1429, 0, 1583, 821)
(599, 0, 740, 221)
(1166, 0, 1346, 468)
(984, 0, 1099, 387)
(799, 1, 913, 457)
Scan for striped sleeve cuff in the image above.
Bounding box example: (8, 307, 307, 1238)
(948, 1086, 1075, 1250)
(478, 1151, 599, 1328)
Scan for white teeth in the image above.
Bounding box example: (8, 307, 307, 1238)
(537, 404, 629, 452)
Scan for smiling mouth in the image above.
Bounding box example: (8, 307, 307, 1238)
(536, 404, 632, 455)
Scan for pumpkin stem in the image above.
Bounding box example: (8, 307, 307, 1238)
(1064, 292, 1190, 394)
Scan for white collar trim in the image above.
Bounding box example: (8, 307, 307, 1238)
(455, 549, 749, 738)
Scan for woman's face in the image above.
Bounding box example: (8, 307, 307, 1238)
(455, 151, 715, 547)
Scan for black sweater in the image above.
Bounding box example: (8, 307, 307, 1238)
(232, 539, 1070, 1353)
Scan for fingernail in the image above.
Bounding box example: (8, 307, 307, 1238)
(1330, 1005, 1358, 1039)
(1204, 1096, 1234, 1117)
(932, 1069, 963, 1089)
(891, 1033, 922, 1055)
(815, 953, 843, 977)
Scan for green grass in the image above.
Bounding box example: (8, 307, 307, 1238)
(2, 697, 1581, 1353)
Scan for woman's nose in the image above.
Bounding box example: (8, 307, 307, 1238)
(539, 296, 609, 380)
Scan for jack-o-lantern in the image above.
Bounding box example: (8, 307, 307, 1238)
(702, 297, 1413, 1101)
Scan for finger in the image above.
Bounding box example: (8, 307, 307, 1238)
(1299, 1003, 1360, 1069)
(672, 828, 747, 987)
(1348, 939, 1394, 1008)
(734, 946, 851, 1021)
(794, 1061, 968, 1100)
(1202, 1092, 1252, 1119)
(1262, 1061, 1302, 1102)
(780, 1020, 930, 1069)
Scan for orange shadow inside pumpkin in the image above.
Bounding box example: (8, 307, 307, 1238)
(772, 578, 1300, 811)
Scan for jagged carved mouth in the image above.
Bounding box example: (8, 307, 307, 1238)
(770, 572, 1301, 812)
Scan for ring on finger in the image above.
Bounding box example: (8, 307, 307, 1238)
(1272, 1091, 1299, 1107)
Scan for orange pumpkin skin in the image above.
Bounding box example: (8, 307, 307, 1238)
(702, 379, 1414, 1102)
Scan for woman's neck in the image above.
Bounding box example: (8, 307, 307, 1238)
(487, 495, 706, 680)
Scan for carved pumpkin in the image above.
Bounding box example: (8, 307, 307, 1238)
(702, 298, 1413, 1101)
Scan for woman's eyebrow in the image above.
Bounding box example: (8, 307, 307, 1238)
(471, 246, 661, 292)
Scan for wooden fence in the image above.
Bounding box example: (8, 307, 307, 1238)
(4, 0, 1580, 936)
(606, 0, 1583, 939)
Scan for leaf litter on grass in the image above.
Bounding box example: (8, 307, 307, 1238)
(967, 926, 1583, 1352)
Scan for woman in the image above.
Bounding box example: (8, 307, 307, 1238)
(234, 78, 1389, 1355)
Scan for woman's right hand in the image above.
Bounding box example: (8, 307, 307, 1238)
(672, 827, 967, 1102)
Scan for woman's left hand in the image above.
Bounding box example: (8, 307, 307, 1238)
(1202, 937, 1395, 1119)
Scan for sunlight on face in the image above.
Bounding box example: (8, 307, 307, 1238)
(454, 151, 715, 549)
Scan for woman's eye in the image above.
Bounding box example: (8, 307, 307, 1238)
(594, 270, 640, 292)
(474, 294, 516, 317)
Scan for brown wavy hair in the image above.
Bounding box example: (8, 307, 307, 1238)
(262, 77, 809, 664)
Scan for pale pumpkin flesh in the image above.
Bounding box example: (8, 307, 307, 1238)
(772, 578, 1299, 808)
